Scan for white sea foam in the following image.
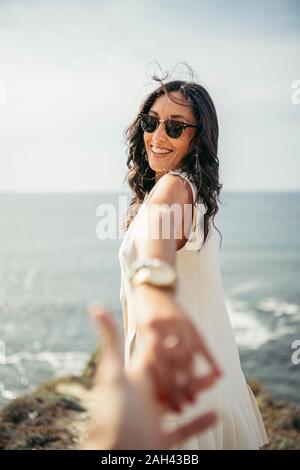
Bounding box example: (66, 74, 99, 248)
(1, 351, 90, 402)
(226, 298, 297, 349)
(257, 297, 300, 317)
(4, 350, 89, 375)
(0, 382, 15, 401)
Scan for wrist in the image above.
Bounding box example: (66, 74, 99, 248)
(129, 258, 177, 291)
(133, 283, 176, 325)
(133, 282, 175, 297)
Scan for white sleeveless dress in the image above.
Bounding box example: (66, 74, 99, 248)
(119, 169, 268, 450)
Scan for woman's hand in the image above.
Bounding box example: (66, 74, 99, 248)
(82, 307, 218, 450)
(133, 284, 222, 413)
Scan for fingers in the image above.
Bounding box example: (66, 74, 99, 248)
(163, 357, 193, 410)
(165, 411, 218, 448)
(147, 364, 172, 409)
(157, 347, 221, 411)
(190, 371, 220, 394)
(137, 317, 222, 414)
(174, 341, 221, 406)
(90, 306, 123, 383)
(144, 351, 179, 412)
(167, 368, 221, 412)
(143, 355, 185, 413)
(152, 364, 195, 413)
(155, 351, 193, 412)
(146, 343, 219, 412)
(91, 306, 122, 358)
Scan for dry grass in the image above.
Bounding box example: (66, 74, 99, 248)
(0, 352, 299, 450)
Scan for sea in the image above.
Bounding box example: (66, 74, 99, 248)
(0, 191, 299, 408)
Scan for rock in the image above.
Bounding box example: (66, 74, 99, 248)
(0, 353, 299, 450)
(0, 375, 89, 450)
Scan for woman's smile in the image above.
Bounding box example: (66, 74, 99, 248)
(151, 145, 174, 157)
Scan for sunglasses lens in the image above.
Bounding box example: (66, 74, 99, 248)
(140, 115, 157, 133)
(166, 121, 184, 138)
(140, 114, 185, 138)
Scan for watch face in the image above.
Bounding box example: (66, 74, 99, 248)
(134, 266, 176, 287)
(152, 267, 176, 286)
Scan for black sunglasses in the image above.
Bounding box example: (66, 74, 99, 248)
(138, 113, 198, 139)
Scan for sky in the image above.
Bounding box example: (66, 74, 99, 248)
(0, 0, 299, 192)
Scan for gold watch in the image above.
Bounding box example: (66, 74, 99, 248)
(129, 258, 177, 290)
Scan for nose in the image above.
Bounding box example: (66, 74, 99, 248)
(152, 120, 168, 142)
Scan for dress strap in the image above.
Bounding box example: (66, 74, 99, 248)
(145, 170, 206, 251)
(167, 170, 197, 205)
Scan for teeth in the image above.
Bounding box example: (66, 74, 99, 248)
(152, 147, 172, 154)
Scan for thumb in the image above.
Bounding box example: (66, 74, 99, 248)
(90, 306, 123, 382)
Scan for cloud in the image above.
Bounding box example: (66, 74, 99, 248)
(0, 0, 299, 191)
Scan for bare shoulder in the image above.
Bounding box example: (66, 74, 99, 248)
(150, 173, 193, 207)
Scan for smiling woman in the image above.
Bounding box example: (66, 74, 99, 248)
(119, 72, 268, 449)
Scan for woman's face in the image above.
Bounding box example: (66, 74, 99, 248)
(143, 91, 197, 180)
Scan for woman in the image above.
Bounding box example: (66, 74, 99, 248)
(119, 77, 268, 449)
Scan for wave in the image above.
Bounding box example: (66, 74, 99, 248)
(1, 350, 90, 403)
(226, 298, 297, 349)
(4, 350, 89, 375)
(257, 297, 300, 317)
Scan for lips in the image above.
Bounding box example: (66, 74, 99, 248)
(151, 145, 173, 155)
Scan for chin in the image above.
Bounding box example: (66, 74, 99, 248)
(147, 154, 174, 173)
(148, 159, 170, 173)
(148, 160, 162, 171)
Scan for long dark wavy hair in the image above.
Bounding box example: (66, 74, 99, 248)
(123, 70, 222, 246)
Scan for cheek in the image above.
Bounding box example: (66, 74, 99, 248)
(144, 133, 151, 148)
(180, 133, 195, 155)
(175, 139, 190, 157)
